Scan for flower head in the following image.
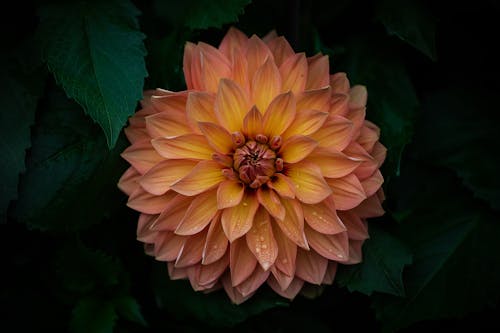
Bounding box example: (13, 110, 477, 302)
(119, 28, 386, 303)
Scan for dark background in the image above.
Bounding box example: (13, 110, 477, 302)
(2, 0, 500, 332)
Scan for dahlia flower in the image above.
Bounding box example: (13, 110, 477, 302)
(118, 28, 386, 303)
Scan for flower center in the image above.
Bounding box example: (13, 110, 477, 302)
(233, 140, 276, 188)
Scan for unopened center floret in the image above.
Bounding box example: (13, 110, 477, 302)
(233, 141, 276, 188)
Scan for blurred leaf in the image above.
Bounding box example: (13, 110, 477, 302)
(152, 262, 287, 327)
(38, 0, 147, 147)
(71, 297, 117, 333)
(337, 225, 412, 296)
(414, 86, 500, 211)
(377, 0, 437, 60)
(336, 35, 419, 178)
(154, 0, 250, 30)
(14, 87, 127, 231)
(114, 296, 148, 327)
(373, 163, 500, 331)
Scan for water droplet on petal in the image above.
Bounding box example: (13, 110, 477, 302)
(242, 202, 248, 207)
(261, 244, 267, 249)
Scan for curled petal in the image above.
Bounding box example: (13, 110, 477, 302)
(279, 135, 318, 164)
(329, 93, 349, 116)
(349, 85, 367, 108)
(257, 187, 285, 221)
(262, 92, 296, 137)
(152, 134, 213, 160)
(198, 121, 233, 154)
(246, 35, 274, 82)
(296, 86, 331, 113)
(127, 187, 174, 214)
(303, 196, 346, 235)
(295, 248, 328, 285)
(308, 147, 361, 178)
(236, 266, 270, 297)
(252, 58, 282, 112)
(217, 180, 245, 209)
(327, 174, 367, 211)
(121, 141, 163, 175)
(351, 195, 385, 218)
(186, 92, 217, 133)
(175, 189, 218, 235)
(146, 111, 191, 138)
(118, 167, 141, 196)
(222, 273, 253, 304)
(199, 42, 232, 93)
(151, 194, 192, 231)
(330, 72, 350, 94)
(197, 252, 229, 288)
(175, 230, 206, 267)
(156, 232, 187, 261)
(242, 106, 263, 139)
(140, 159, 197, 196)
(246, 207, 279, 270)
(268, 173, 295, 199)
(170, 160, 225, 196)
(286, 161, 332, 204)
(358, 121, 380, 153)
(361, 169, 384, 197)
(221, 190, 259, 242)
(338, 210, 369, 241)
(137, 214, 157, 243)
(215, 79, 251, 132)
(305, 225, 349, 262)
(310, 115, 354, 151)
(282, 109, 329, 139)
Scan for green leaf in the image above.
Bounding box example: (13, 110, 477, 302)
(113, 296, 147, 327)
(377, 0, 437, 60)
(38, 0, 147, 147)
(336, 35, 419, 178)
(372, 164, 500, 331)
(71, 297, 117, 333)
(337, 225, 412, 296)
(154, 0, 250, 30)
(414, 86, 500, 211)
(14, 86, 128, 231)
(152, 262, 287, 327)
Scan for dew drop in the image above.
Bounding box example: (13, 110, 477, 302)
(312, 211, 318, 216)
(261, 244, 268, 249)
(281, 258, 288, 264)
(337, 254, 344, 258)
(255, 247, 261, 253)
(259, 236, 265, 241)
(242, 202, 248, 207)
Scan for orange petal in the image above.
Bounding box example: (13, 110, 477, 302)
(198, 252, 229, 287)
(252, 58, 282, 112)
(262, 30, 278, 43)
(175, 230, 206, 267)
(257, 187, 285, 221)
(231, 47, 250, 92)
(308, 147, 361, 178)
(236, 266, 270, 297)
(346, 107, 366, 138)
(345, 239, 364, 264)
(338, 210, 369, 240)
(127, 187, 173, 214)
(322, 262, 338, 285)
(183, 42, 196, 89)
(280, 52, 307, 94)
(274, 198, 309, 249)
(310, 115, 354, 151)
(199, 42, 232, 93)
(175, 189, 218, 235)
(221, 190, 259, 242)
(136, 214, 157, 243)
(198, 121, 233, 154)
(272, 222, 297, 276)
(306, 54, 329, 90)
(150, 194, 192, 231)
(361, 169, 384, 197)
(186, 92, 217, 133)
(222, 273, 253, 304)
(303, 195, 346, 235)
(151, 134, 213, 160)
(230, 238, 258, 286)
(270, 265, 294, 290)
(215, 79, 251, 132)
(305, 225, 349, 261)
(327, 174, 367, 210)
(286, 161, 332, 204)
(156, 232, 187, 261)
(268, 173, 295, 199)
(242, 106, 263, 139)
(219, 27, 249, 60)
(124, 127, 148, 144)
(266, 36, 294, 67)
(168, 262, 188, 279)
(358, 121, 380, 153)
(145, 111, 191, 139)
(351, 195, 385, 218)
(246, 35, 274, 83)
(268, 275, 304, 300)
(139, 159, 197, 195)
(373, 141, 387, 167)
(296, 86, 331, 113)
(121, 141, 163, 175)
(330, 72, 350, 94)
(170, 160, 224, 196)
(118, 166, 140, 196)
(343, 142, 373, 162)
(150, 93, 187, 114)
(295, 248, 328, 284)
(329, 93, 349, 116)
(246, 207, 279, 270)
(279, 135, 318, 163)
(202, 212, 229, 264)
(262, 92, 296, 136)
(217, 180, 245, 209)
(349, 85, 367, 108)
(282, 109, 328, 139)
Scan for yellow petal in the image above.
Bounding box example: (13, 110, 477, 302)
(198, 121, 233, 154)
(282, 109, 329, 139)
(174, 189, 218, 235)
(221, 190, 259, 242)
(279, 135, 318, 163)
(202, 212, 229, 264)
(286, 161, 332, 204)
(186, 92, 217, 134)
(257, 187, 285, 221)
(296, 86, 331, 113)
(242, 106, 263, 139)
(267, 173, 295, 199)
(139, 159, 197, 195)
(151, 134, 213, 160)
(121, 141, 163, 175)
(230, 237, 258, 286)
(217, 180, 245, 209)
(252, 58, 282, 112)
(274, 198, 309, 249)
(280, 52, 307, 94)
(170, 160, 224, 196)
(305, 225, 349, 261)
(310, 115, 354, 151)
(303, 195, 347, 235)
(262, 92, 296, 136)
(215, 79, 251, 132)
(306, 54, 329, 90)
(327, 174, 367, 210)
(309, 146, 361, 178)
(246, 207, 278, 271)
